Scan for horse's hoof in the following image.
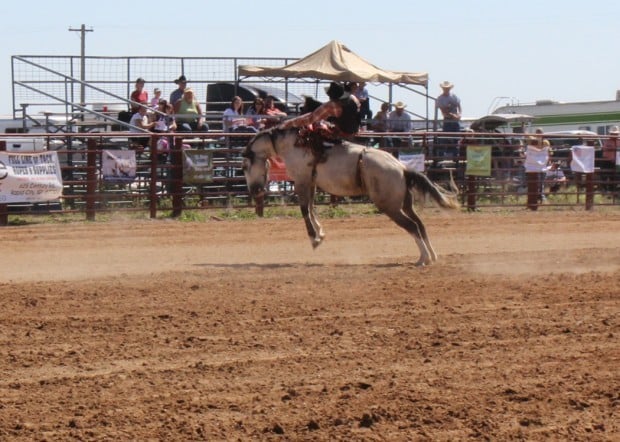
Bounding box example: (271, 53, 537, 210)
(311, 238, 322, 249)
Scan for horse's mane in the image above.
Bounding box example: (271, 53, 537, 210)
(243, 127, 295, 159)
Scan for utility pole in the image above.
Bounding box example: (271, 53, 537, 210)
(68, 24, 93, 113)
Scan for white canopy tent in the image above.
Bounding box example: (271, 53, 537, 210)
(238, 41, 434, 127)
(238, 40, 428, 86)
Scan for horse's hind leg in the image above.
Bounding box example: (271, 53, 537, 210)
(403, 190, 437, 262)
(297, 183, 324, 248)
(386, 209, 433, 266)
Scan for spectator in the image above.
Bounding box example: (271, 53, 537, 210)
(262, 95, 287, 129)
(387, 101, 412, 132)
(173, 88, 209, 133)
(436, 81, 462, 133)
(279, 81, 361, 140)
(222, 96, 257, 133)
(601, 125, 619, 191)
(355, 81, 372, 121)
(129, 105, 156, 149)
(130, 77, 148, 114)
(371, 102, 390, 132)
(535, 127, 551, 147)
(524, 135, 551, 207)
(169, 75, 188, 107)
(344, 82, 362, 129)
(246, 97, 267, 130)
(387, 101, 412, 152)
(371, 102, 392, 148)
(344, 82, 362, 109)
(150, 88, 162, 108)
(152, 99, 176, 172)
(153, 100, 176, 133)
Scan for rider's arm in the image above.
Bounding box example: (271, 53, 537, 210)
(280, 101, 339, 129)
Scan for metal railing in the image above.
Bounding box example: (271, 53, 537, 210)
(0, 131, 618, 225)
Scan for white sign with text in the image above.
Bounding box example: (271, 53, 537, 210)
(0, 151, 63, 203)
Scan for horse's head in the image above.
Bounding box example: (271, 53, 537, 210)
(242, 129, 277, 198)
(242, 127, 298, 198)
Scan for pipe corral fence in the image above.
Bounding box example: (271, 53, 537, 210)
(0, 131, 618, 225)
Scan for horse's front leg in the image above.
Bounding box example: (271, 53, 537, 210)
(297, 184, 324, 248)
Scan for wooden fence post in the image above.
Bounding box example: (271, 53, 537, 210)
(0, 141, 7, 226)
(149, 135, 158, 219)
(171, 137, 183, 217)
(85, 139, 97, 221)
(526, 172, 539, 211)
(585, 173, 594, 210)
(466, 175, 477, 211)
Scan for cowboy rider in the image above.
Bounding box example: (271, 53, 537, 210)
(279, 81, 361, 140)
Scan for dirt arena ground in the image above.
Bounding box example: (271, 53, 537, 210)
(0, 208, 618, 441)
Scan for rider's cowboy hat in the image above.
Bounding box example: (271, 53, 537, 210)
(609, 126, 620, 135)
(325, 82, 345, 100)
(394, 101, 407, 109)
(439, 81, 454, 89)
(173, 75, 188, 84)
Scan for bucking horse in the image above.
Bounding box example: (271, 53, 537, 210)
(242, 128, 459, 266)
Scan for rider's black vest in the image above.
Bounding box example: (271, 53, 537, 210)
(332, 96, 360, 135)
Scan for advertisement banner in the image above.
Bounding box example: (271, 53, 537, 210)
(102, 150, 137, 183)
(399, 153, 425, 172)
(465, 145, 491, 176)
(570, 145, 595, 173)
(0, 151, 63, 203)
(183, 150, 213, 184)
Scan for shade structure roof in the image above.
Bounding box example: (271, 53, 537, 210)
(238, 40, 428, 86)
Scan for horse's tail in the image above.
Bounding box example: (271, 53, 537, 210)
(405, 169, 460, 209)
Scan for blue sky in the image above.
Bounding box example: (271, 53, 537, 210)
(2, 0, 619, 118)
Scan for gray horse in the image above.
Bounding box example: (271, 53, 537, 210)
(242, 128, 459, 266)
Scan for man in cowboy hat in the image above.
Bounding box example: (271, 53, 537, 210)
(385, 101, 412, 152)
(387, 101, 412, 132)
(169, 75, 188, 107)
(436, 80, 462, 133)
(279, 81, 361, 139)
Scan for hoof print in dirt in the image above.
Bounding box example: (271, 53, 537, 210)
(269, 423, 284, 434)
(307, 420, 320, 431)
(359, 413, 378, 428)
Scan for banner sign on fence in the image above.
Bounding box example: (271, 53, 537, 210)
(183, 149, 213, 184)
(102, 150, 137, 183)
(570, 145, 595, 173)
(465, 145, 491, 176)
(399, 153, 425, 172)
(0, 151, 63, 203)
